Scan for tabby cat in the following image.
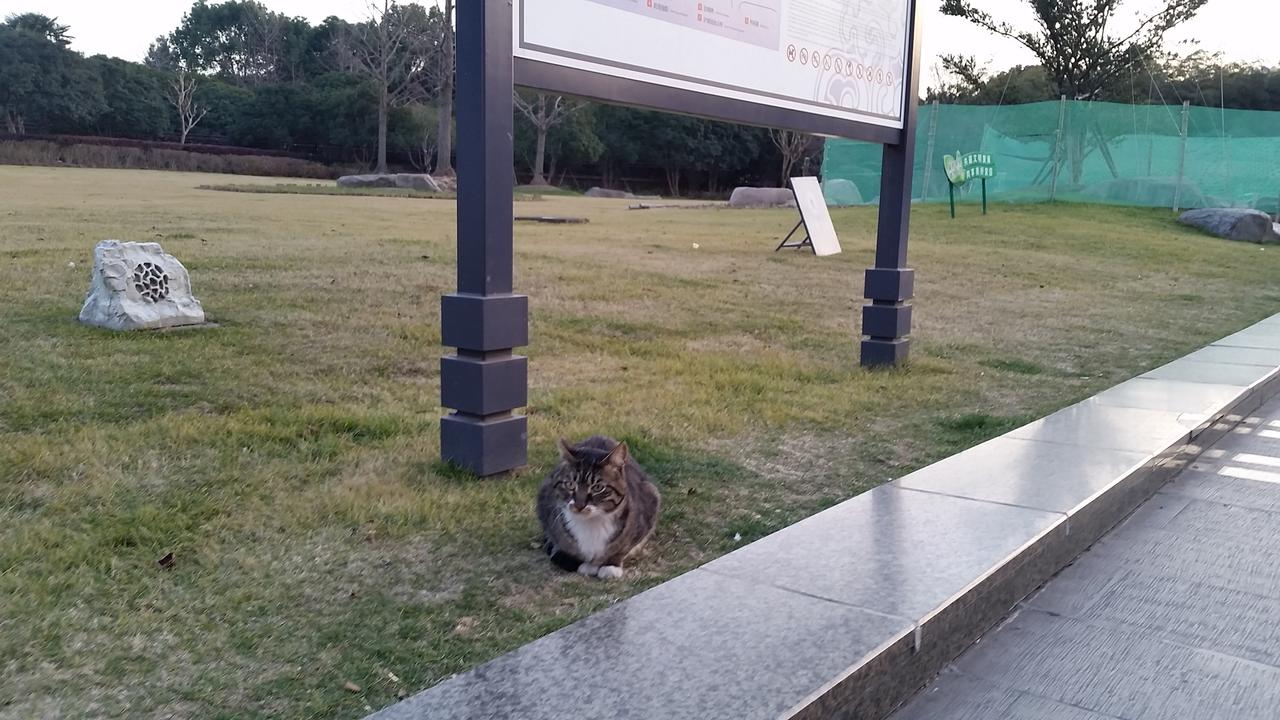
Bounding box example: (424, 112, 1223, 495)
(536, 436, 660, 580)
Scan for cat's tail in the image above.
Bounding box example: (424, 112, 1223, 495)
(543, 538, 583, 573)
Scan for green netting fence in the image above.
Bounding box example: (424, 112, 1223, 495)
(823, 100, 1280, 212)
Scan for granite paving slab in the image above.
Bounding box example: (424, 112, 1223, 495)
(1181, 344, 1280, 367)
(1090, 377, 1243, 415)
(943, 610, 1280, 720)
(891, 393, 1280, 720)
(368, 569, 912, 720)
(1217, 327, 1280, 350)
(702, 486, 1062, 621)
(1004, 401, 1198, 453)
(1139, 358, 1276, 387)
(892, 437, 1150, 515)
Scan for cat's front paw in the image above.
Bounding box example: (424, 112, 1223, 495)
(596, 565, 624, 580)
(577, 563, 600, 576)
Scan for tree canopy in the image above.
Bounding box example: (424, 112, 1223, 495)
(940, 0, 1210, 100)
(3, 12, 72, 46)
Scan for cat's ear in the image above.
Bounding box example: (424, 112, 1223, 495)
(604, 441, 629, 468)
(558, 438, 578, 462)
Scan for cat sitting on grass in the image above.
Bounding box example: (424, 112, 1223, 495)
(537, 436, 660, 580)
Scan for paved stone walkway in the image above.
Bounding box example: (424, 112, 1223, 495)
(893, 393, 1280, 720)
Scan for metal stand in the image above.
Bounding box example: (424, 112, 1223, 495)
(948, 176, 987, 219)
(440, 0, 528, 476)
(860, 0, 923, 368)
(775, 219, 814, 253)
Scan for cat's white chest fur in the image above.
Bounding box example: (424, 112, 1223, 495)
(562, 507, 617, 562)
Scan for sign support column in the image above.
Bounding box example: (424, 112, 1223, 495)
(440, 0, 528, 475)
(861, 0, 923, 367)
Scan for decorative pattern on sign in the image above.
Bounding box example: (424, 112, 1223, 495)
(132, 262, 171, 302)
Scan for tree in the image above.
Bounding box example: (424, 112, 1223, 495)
(433, 0, 455, 177)
(89, 56, 172, 139)
(770, 128, 810, 186)
(941, 0, 1207, 183)
(1155, 53, 1280, 112)
(3, 12, 72, 46)
(515, 101, 603, 186)
(940, 0, 1208, 101)
(0, 26, 105, 134)
(144, 36, 182, 72)
(169, 71, 209, 144)
(926, 54, 987, 103)
(338, 1, 437, 174)
(513, 92, 583, 185)
(161, 0, 317, 85)
(689, 120, 765, 194)
(927, 57, 1056, 105)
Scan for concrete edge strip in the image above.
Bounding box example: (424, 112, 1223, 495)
(814, 353, 1280, 720)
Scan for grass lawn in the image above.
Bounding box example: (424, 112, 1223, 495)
(3, 165, 1279, 719)
(197, 183, 456, 201)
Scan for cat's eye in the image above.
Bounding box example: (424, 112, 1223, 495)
(590, 483, 604, 494)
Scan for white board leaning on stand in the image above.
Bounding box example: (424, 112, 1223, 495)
(790, 177, 842, 256)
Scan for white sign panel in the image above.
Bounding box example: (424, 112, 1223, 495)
(790, 177, 842, 256)
(514, 0, 911, 129)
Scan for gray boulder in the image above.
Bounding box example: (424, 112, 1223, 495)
(728, 187, 796, 209)
(1179, 208, 1280, 243)
(823, 178, 862, 206)
(433, 174, 458, 193)
(585, 187, 635, 199)
(337, 173, 441, 192)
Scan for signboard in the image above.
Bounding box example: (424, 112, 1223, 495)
(943, 152, 995, 185)
(439, 0, 923, 475)
(791, 177, 842, 256)
(514, 0, 912, 132)
(943, 151, 995, 217)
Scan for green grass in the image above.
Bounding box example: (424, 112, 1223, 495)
(513, 183, 581, 196)
(980, 357, 1048, 375)
(3, 165, 1280, 718)
(198, 182, 549, 203)
(199, 182, 454, 200)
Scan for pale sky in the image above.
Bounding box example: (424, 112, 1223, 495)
(2, 0, 1276, 88)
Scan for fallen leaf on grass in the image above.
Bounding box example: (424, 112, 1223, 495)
(343, 681, 362, 693)
(452, 616, 476, 636)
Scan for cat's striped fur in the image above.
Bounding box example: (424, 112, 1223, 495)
(536, 436, 660, 580)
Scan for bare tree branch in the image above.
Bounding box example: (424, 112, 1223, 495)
(770, 128, 810, 186)
(168, 71, 208, 145)
(514, 91, 584, 185)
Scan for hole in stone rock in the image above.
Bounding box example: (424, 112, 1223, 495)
(131, 262, 172, 303)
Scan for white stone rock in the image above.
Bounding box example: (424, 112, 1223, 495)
(79, 240, 205, 331)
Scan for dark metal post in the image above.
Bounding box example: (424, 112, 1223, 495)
(861, 0, 923, 367)
(440, 0, 528, 475)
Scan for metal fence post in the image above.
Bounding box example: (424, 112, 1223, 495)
(1049, 95, 1066, 202)
(920, 100, 939, 202)
(439, 0, 529, 476)
(1173, 100, 1190, 213)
